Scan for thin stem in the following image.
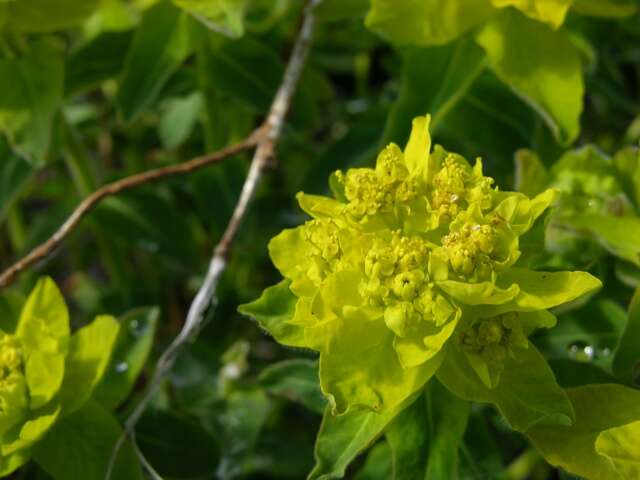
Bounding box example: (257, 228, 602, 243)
(0, 132, 260, 289)
(105, 1, 323, 477)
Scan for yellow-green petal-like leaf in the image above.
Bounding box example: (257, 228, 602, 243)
(366, 0, 496, 47)
(403, 115, 431, 178)
(238, 280, 307, 348)
(59, 315, 120, 415)
(490, 0, 571, 28)
(24, 351, 65, 410)
(16, 277, 70, 355)
(438, 280, 520, 306)
(497, 268, 601, 311)
(528, 384, 640, 480)
(514, 149, 550, 197)
(475, 9, 583, 144)
(595, 420, 640, 479)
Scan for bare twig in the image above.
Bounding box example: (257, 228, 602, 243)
(0, 133, 261, 289)
(106, 1, 322, 478)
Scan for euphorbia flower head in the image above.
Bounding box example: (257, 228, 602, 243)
(241, 115, 601, 415)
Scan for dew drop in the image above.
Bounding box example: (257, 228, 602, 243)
(115, 362, 129, 373)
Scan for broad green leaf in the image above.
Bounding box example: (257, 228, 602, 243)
(216, 388, 271, 479)
(117, 1, 193, 122)
(382, 39, 486, 146)
(514, 149, 549, 197)
(94, 307, 159, 410)
(33, 401, 143, 480)
(490, 0, 571, 28)
(352, 442, 392, 480)
(60, 315, 120, 415)
(0, 450, 30, 477)
(173, 0, 246, 38)
(496, 268, 601, 311)
(65, 30, 133, 96)
(238, 279, 306, 347)
(16, 277, 70, 354)
(0, 39, 64, 165)
(565, 214, 640, 266)
(437, 342, 573, 431)
(309, 398, 413, 480)
(475, 9, 583, 144)
(0, 291, 24, 333)
(158, 92, 204, 148)
(573, 0, 638, 18)
(136, 410, 220, 479)
(317, 0, 369, 21)
(0, 143, 32, 224)
(528, 384, 640, 480)
(386, 380, 470, 480)
(595, 420, 640, 479)
(7, 0, 100, 32)
(549, 358, 617, 388)
(366, 0, 496, 46)
(259, 359, 326, 414)
(613, 147, 640, 208)
(613, 288, 640, 385)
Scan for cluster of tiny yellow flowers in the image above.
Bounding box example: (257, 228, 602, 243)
(303, 219, 343, 285)
(430, 155, 494, 220)
(459, 313, 527, 365)
(0, 335, 23, 391)
(442, 221, 499, 279)
(337, 146, 418, 220)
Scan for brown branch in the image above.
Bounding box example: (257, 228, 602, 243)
(0, 131, 261, 289)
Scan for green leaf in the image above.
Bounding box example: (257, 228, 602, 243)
(239, 279, 306, 348)
(33, 401, 143, 480)
(613, 147, 640, 208)
(475, 9, 583, 144)
(437, 342, 573, 431)
(352, 442, 392, 480)
(565, 214, 640, 266)
(528, 384, 640, 480)
(158, 91, 204, 148)
(136, 410, 220, 479)
(490, 0, 571, 28)
(60, 315, 120, 415)
(548, 358, 617, 388)
(496, 268, 602, 311)
(309, 398, 412, 480)
(514, 149, 549, 197)
(117, 1, 194, 122)
(0, 143, 32, 224)
(613, 288, 640, 386)
(0, 291, 24, 333)
(386, 380, 470, 480)
(595, 420, 640, 479)
(573, 0, 638, 18)
(0, 39, 64, 165)
(65, 30, 133, 96)
(366, 0, 496, 47)
(381, 39, 486, 146)
(16, 277, 70, 354)
(7, 0, 100, 32)
(94, 307, 159, 410)
(24, 351, 65, 410)
(259, 359, 326, 414)
(173, 0, 246, 38)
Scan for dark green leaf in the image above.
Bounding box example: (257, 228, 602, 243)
(259, 359, 326, 414)
(33, 401, 143, 480)
(94, 307, 159, 409)
(117, 1, 194, 122)
(613, 288, 640, 386)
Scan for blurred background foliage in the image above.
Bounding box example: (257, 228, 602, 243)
(0, 0, 639, 478)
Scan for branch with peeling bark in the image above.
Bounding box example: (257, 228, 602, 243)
(105, 1, 323, 478)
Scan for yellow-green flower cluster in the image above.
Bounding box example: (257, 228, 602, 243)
(241, 115, 601, 415)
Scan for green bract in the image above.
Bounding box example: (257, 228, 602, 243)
(0, 277, 119, 476)
(240, 115, 601, 415)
